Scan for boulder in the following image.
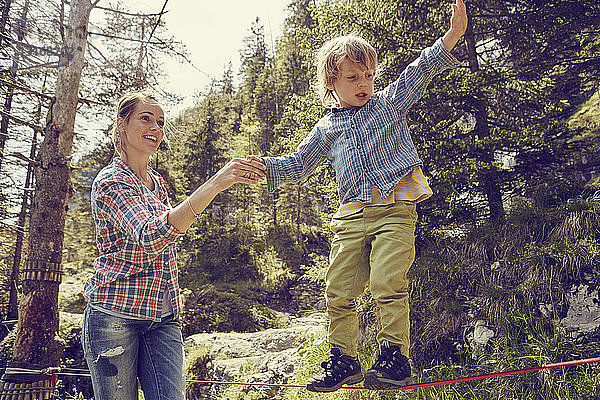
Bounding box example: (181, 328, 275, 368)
(185, 314, 325, 394)
(559, 284, 600, 335)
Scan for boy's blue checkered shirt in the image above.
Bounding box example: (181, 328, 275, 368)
(263, 38, 460, 204)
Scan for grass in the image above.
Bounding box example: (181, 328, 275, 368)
(569, 89, 600, 141)
(277, 313, 600, 400)
(275, 201, 600, 400)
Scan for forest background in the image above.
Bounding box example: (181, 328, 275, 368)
(0, 0, 600, 399)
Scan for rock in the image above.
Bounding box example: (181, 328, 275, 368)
(210, 348, 298, 382)
(559, 284, 600, 335)
(466, 320, 494, 358)
(185, 320, 323, 360)
(60, 311, 84, 328)
(185, 315, 326, 393)
(59, 265, 93, 313)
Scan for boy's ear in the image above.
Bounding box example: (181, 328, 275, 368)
(326, 78, 336, 91)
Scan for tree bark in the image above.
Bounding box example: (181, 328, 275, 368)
(2, 0, 94, 388)
(7, 102, 39, 321)
(464, 3, 505, 223)
(0, 0, 12, 48)
(0, 0, 26, 172)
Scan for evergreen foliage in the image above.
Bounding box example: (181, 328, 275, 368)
(1, 0, 599, 398)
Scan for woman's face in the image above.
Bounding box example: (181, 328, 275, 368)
(119, 100, 165, 160)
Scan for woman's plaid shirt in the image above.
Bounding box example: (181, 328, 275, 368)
(263, 38, 460, 204)
(84, 157, 182, 321)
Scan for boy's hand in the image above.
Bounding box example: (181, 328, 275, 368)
(450, 0, 468, 38)
(442, 0, 468, 51)
(244, 155, 266, 180)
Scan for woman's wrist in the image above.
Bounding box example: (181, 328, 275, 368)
(186, 198, 199, 218)
(202, 174, 225, 195)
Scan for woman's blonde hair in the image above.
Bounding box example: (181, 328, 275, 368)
(111, 91, 163, 158)
(315, 33, 378, 107)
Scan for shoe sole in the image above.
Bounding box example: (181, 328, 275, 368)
(363, 371, 413, 390)
(306, 372, 364, 393)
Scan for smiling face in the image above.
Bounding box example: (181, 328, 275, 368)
(328, 57, 375, 108)
(118, 99, 165, 161)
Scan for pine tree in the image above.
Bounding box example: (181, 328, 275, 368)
(1, 0, 94, 395)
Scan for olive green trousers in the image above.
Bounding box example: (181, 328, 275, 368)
(326, 201, 417, 358)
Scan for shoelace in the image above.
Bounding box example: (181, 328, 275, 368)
(321, 356, 353, 378)
(376, 348, 407, 375)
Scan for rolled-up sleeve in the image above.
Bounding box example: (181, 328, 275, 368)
(93, 180, 181, 256)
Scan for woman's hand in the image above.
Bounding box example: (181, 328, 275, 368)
(211, 157, 266, 192)
(168, 157, 266, 232)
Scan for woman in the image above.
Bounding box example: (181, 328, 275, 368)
(81, 91, 265, 399)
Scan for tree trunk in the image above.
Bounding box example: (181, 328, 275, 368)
(0, 0, 12, 48)
(0, 0, 26, 172)
(464, 4, 504, 223)
(7, 104, 39, 321)
(1, 0, 94, 395)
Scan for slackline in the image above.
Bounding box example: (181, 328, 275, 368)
(2, 356, 598, 397)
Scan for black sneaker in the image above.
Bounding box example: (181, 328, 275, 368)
(363, 342, 412, 389)
(306, 347, 363, 392)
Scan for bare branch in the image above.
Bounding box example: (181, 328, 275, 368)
(88, 30, 164, 45)
(0, 78, 107, 106)
(0, 110, 43, 132)
(60, 0, 67, 47)
(152, 36, 213, 79)
(95, 5, 167, 17)
(87, 30, 213, 79)
(8, 152, 37, 165)
(0, 61, 59, 73)
(69, 0, 169, 17)
(86, 39, 128, 76)
(0, 78, 52, 100)
(146, 0, 168, 44)
(0, 32, 58, 65)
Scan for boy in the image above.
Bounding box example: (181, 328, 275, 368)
(253, 0, 467, 392)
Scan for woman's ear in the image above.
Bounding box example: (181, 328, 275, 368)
(116, 117, 124, 133)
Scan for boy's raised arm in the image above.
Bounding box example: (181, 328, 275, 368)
(442, 0, 468, 52)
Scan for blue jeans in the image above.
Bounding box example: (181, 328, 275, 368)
(82, 305, 185, 400)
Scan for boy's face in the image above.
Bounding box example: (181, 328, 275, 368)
(328, 57, 375, 108)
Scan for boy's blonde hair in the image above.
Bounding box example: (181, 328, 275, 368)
(315, 34, 378, 107)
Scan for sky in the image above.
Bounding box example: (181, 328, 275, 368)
(1, 0, 291, 215)
(122, 0, 290, 114)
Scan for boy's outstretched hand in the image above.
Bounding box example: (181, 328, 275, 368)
(442, 0, 468, 52)
(450, 0, 468, 37)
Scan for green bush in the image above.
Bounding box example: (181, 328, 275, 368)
(180, 284, 287, 336)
